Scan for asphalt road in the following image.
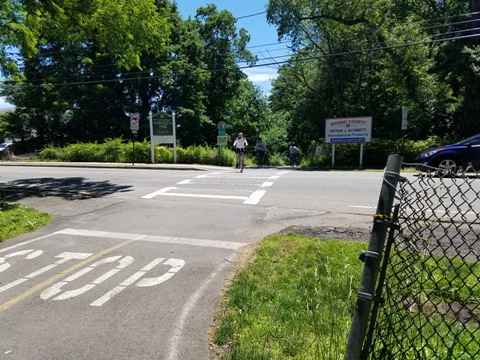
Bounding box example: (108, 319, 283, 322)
(0, 163, 409, 359)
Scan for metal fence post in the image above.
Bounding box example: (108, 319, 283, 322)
(344, 154, 403, 360)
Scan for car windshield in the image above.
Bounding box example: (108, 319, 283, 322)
(0, 144, 8, 149)
(456, 134, 480, 145)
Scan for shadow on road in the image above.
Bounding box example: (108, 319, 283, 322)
(0, 177, 133, 201)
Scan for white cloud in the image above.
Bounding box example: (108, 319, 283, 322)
(242, 67, 278, 83)
(242, 67, 279, 94)
(0, 97, 13, 109)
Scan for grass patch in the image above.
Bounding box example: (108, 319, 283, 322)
(213, 234, 367, 359)
(0, 198, 51, 242)
(372, 247, 480, 359)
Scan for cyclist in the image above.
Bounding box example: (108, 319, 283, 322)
(233, 132, 248, 168)
(255, 137, 266, 167)
(289, 142, 299, 166)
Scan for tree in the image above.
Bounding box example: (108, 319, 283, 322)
(1, 0, 171, 145)
(266, 0, 476, 143)
(189, 5, 256, 145)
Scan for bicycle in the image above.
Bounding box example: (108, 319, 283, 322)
(236, 148, 245, 173)
(290, 153, 300, 166)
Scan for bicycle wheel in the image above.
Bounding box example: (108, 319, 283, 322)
(240, 152, 244, 172)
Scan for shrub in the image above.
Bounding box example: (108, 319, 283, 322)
(34, 136, 458, 169)
(126, 140, 151, 163)
(38, 146, 63, 161)
(62, 142, 99, 162)
(155, 146, 174, 163)
(101, 138, 124, 162)
(267, 152, 288, 166)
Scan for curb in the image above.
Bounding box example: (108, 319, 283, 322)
(0, 161, 229, 172)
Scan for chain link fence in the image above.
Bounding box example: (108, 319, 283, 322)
(363, 165, 480, 359)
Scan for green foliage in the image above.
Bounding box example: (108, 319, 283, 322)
(101, 138, 125, 163)
(36, 138, 239, 166)
(38, 146, 63, 161)
(0, 202, 51, 242)
(126, 140, 152, 163)
(267, 0, 478, 144)
(155, 146, 174, 163)
(266, 152, 288, 166)
(301, 136, 454, 169)
(0, 1, 262, 151)
(62, 142, 102, 162)
(178, 145, 211, 164)
(34, 135, 455, 169)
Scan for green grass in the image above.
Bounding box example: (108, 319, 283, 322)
(0, 200, 51, 241)
(373, 247, 480, 359)
(214, 234, 480, 359)
(213, 234, 367, 359)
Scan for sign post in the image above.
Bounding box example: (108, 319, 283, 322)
(149, 111, 154, 163)
(217, 121, 228, 165)
(401, 106, 408, 130)
(149, 111, 177, 164)
(130, 113, 140, 165)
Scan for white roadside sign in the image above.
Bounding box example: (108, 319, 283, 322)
(325, 116, 373, 144)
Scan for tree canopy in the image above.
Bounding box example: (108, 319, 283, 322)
(0, 0, 272, 149)
(1, 0, 479, 154)
(267, 0, 480, 148)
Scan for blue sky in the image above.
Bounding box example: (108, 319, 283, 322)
(175, 0, 290, 94)
(0, 1, 289, 108)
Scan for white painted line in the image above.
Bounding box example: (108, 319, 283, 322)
(91, 257, 167, 306)
(176, 180, 193, 185)
(90, 286, 124, 307)
(244, 190, 266, 205)
(120, 258, 164, 286)
(0, 232, 60, 254)
(136, 259, 185, 287)
(224, 176, 270, 179)
(56, 229, 247, 250)
(349, 205, 376, 209)
(261, 182, 274, 187)
(142, 187, 177, 199)
(0, 250, 42, 273)
(195, 172, 219, 178)
(166, 253, 235, 360)
(93, 256, 134, 284)
(0, 251, 93, 293)
(26, 264, 57, 278)
(59, 228, 139, 240)
(149, 192, 248, 200)
(42, 255, 134, 301)
(0, 279, 28, 293)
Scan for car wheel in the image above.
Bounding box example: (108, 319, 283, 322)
(435, 158, 459, 176)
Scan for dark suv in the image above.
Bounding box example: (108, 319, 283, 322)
(415, 134, 480, 174)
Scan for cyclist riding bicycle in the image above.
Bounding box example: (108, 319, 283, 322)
(233, 132, 248, 168)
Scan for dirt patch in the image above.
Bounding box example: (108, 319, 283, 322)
(280, 225, 372, 241)
(1, 153, 35, 162)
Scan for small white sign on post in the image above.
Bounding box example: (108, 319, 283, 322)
(217, 136, 227, 146)
(130, 113, 139, 131)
